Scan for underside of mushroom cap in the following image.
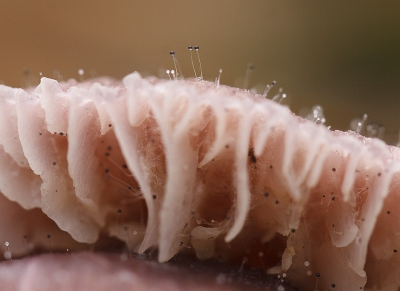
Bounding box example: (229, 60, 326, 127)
(1, 73, 400, 290)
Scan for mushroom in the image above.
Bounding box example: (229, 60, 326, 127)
(0, 72, 399, 290)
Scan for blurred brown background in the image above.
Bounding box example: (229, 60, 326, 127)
(1, 1, 400, 141)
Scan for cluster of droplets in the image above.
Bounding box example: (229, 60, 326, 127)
(300, 104, 388, 144)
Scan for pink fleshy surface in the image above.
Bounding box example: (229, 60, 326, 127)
(0, 252, 284, 291)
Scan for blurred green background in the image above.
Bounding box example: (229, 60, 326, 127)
(1, 1, 400, 142)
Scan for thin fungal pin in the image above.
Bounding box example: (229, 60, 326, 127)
(215, 69, 223, 87)
(314, 273, 320, 291)
(78, 69, 84, 82)
(188, 46, 198, 79)
(52, 70, 63, 82)
(166, 69, 171, 80)
(271, 88, 287, 104)
(4, 242, 11, 260)
(356, 113, 368, 134)
(194, 45, 203, 80)
(243, 63, 255, 89)
(238, 256, 248, 273)
(263, 80, 276, 98)
(169, 51, 183, 79)
(47, 235, 52, 252)
(169, 52, 177, 80)
(396, 130, 400, 147)
(23, 67, 31, 88)
(350, 113, 369, 135)
(23, 236, 29, 253)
